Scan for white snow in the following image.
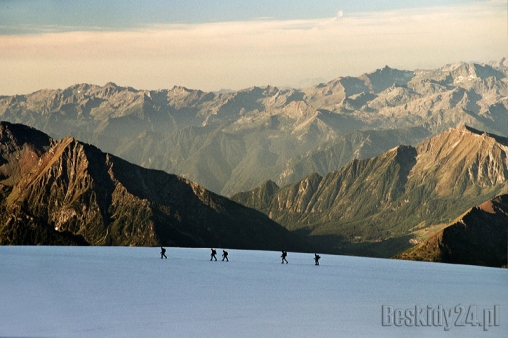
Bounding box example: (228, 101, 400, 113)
(0, 246, 506, 337)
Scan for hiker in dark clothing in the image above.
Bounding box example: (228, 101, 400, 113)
(160, 247, 167, 259)
(314, 253, 321, 265)
(222, 250, 229, 262)
(281, 251, 288, 264)
(210, 248, 217, 261)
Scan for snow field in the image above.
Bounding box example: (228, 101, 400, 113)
(0, 246, 506, 337)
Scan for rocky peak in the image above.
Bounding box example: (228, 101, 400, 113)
(233, 124, 508, 258)
(0, 122, 53, 187)
(360, 66, 415, 93)
(437, 63, 506, 87)
(0, 123, 309, 251)
(410, 125, 508, 197)
(0, 122, 51, 151)
(260, 179, 280, 195)
(395, 194, 508, 267)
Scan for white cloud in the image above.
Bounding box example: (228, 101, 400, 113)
(0, 0, 506, 94)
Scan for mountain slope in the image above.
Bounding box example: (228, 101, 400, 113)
(0, 121, 308, 251)
(276, 126, 431, 187)
(395, 194, 508, 267)
(232, 125, 508, 257)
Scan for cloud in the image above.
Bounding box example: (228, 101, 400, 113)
(0, 0, 506, 95)
(337, 10, 344, 18)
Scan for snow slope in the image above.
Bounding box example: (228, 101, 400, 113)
(0, 246, 506, 337)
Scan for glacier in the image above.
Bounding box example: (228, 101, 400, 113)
(0, 246, 506, 337)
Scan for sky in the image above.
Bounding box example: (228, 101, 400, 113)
(0, 0, 506, 95)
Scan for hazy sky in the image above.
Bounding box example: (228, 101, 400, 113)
(1, 0, 506, 95)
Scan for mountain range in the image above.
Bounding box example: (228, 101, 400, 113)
(1, 59, 507, 267)
(0, 121, 307, 251)
(1, 59, 507, 196)
(231, 125, 508, 264)
(0, 121, 506, 266)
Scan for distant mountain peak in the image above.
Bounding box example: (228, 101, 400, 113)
(104, 82, 118, 88)
(171, 85, 195, 92)
(445, 62, 505, 84)
(359, 66, 415, 93)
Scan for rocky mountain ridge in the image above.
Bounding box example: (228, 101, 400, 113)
(395, 194, 508, 267)
(1, 60, 507, 195)
(231, 125, 508, 259)
(0, 121, 308, 251)
(1, 121, 506, 266)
